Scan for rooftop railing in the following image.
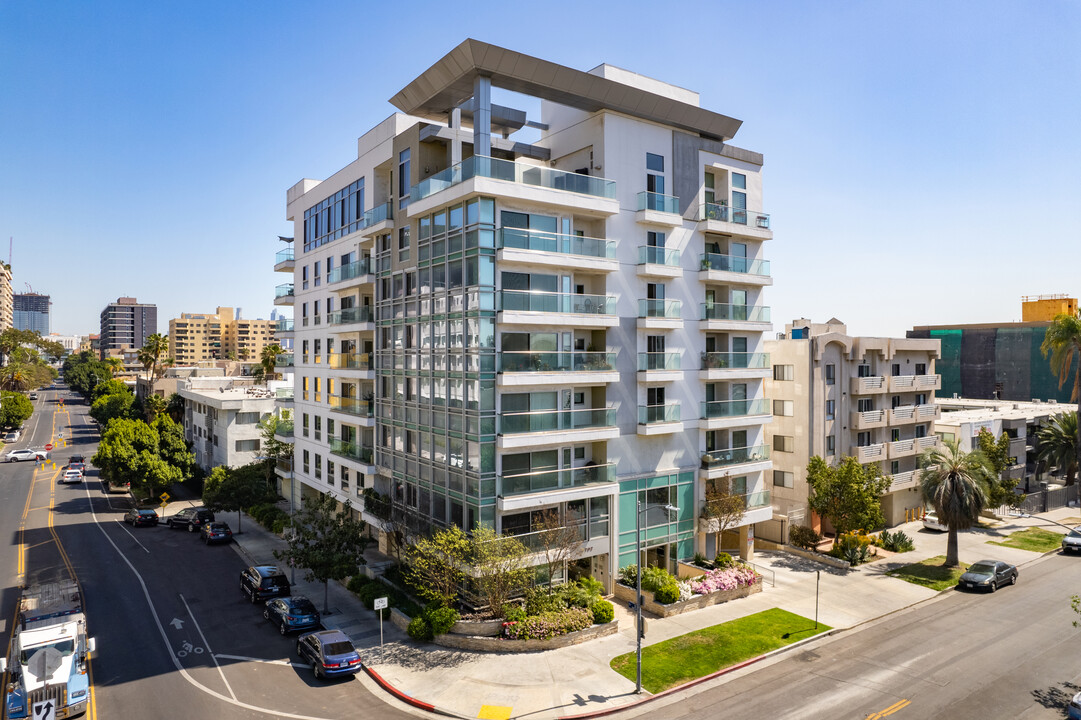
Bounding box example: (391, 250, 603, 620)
(412, 155, 617, 203)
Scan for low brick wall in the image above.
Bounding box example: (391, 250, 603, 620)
(432, 619, 619, 653)
(613, 577, 762, 618)
(390, 607, 411, 632)
(449, 618, 503, 637)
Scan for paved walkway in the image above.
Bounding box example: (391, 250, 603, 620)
(172, 498, 1080, 720)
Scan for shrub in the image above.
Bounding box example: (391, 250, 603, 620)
(789, 525, 823, 550)
(688, 565, 760, 595)
(347, 575, 371, 594)
(618, 564, 639, 587)
(714, 552, 734, 568)
(590, 599, 614, 624)
(693, 552, 709, 567)
(525, 587, 566, 616)
(407, 616, 432, 641)
(425, 606, 460, 636)
(560, 576, 603, 608)
(271, 518, 286, 535)
(505, 607, 592, 640)
(653, 581, 680, 604)
(830, 533, 874, 566)
(878, 529, 915, 553)
(502, 605, 526, 622)
(640, 565, 674, 593)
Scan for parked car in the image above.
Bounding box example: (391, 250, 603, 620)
(3, 430, 20, 443)
(240, 565, 291, 604)
(1061, 526, 1081, 554)
(957, 560, 1018, 592)
(166, 507, 215, 532)
(922, 511, 947, 532)
(200, 521, 233, 545)
(60, 468, 83, 484)
(6, 448, 46, 462)
(1069, 690, 1081, 720)
(28, 392, 37, 400)
(124, 509, 159, 527)
(295, 629, 362, 679)
(264, 596, 321, 635)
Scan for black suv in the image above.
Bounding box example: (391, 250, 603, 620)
(167, 507, 215, 532)
(240, 565, 291, 604)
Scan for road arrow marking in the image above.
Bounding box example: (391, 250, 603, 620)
(170, 618, 184, 630)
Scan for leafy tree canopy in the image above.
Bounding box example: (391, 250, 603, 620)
(202, 462, 276, 531)
(90, 391, 135, 427)
(405, 526, 470, 607)
(0, 391, 33, 428)
(806, 455, 891, 536)
(976, 428, 1024, 507)
(91, 378, 131, 402)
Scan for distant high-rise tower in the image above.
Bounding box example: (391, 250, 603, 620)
(14, 293, 50, 334)
(99, 297, 157, 358)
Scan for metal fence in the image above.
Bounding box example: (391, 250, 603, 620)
(997, 484, 1080, 517)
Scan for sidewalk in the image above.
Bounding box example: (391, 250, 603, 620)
(191, 499, 1079, 720)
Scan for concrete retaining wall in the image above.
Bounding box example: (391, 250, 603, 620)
(782, 545, 851, 570)
(613, 577, 762, 618)
(390, 608, 619, 652)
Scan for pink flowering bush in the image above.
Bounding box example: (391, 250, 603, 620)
(504, 607, 593, 640)
(688, 565, 759, 596)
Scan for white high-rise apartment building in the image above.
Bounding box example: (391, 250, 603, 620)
(277, 40, 775, 590)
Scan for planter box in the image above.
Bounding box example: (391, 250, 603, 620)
(783, 545, 851, 570)
(449, 618, 504, 637)
(432, 619, 619, 653)
(613, 577, 762, 618)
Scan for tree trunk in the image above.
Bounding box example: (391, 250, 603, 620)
(945, 527, 959, 567)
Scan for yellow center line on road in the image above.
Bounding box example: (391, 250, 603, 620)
(866, 699, 911, 720)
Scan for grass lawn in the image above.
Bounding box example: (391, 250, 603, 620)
(988, 527, 1063, 553)
(886, 555, 969, 591)
(609, 608, 829, 694)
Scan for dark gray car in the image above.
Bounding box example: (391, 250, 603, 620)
(958, 559, 1017, 592)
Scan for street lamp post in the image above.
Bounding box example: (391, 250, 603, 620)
(635, 499, 678, 694)
(1017, 512, 1077, 532)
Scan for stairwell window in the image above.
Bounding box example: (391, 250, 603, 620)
(826, 400, 835, 420)
(398, 148, 411, 209)
(825, 364, 835, 385)
(826, 435, 835, 456)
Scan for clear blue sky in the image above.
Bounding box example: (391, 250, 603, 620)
(2, 0, 1077, 338)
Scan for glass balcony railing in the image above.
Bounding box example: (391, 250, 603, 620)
(362, 202, 392, 227)
(328, 396, 374, 417)
(500, 462, 616, 497)
(637, 246, 681, 266)
(274, 283, 294, 299)
(637, 352, 681, 371)
(505, 522, 593, 553)
(700, 352, 770, 370)
(327, 306, 374, 325)
(500, 407, 617, 435)
(637, 191, 680, 214)
(700, 398, 770, 419)
(638, 403, 680, 424)
(700, 202, 770, 229)
(274, 353, 294, 367)
(275, 419, 294, 437)
(499, 351, 616, 373)
(275, 247, 294, 264)
(699, 253, 770, 276)
(498, 227, 615, 260)
(275, 387, 294, 400)
(329, 438, 373, 464)
(639, 298, 682, 319)
(412, 155, 617, 203)
(700, 303, 771, 323)
(328, 258, 373, 284)
(329, 352, 372, 371)
(701, 444, 770, 469)
(275, 318, 294, 333)
(500, 290, 615, 315)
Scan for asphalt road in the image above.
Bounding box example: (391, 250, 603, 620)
(625, 551, 1081, 720)
(2, 380, 417, 720)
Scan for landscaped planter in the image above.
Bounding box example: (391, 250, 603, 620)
(613, 576, 762, 618)
(448, 618, 504, 637)
(783, 545, 850, 570)
(389, 609, 619, 652)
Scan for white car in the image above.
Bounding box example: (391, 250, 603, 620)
(6, 449, 46, 462)
(2, 430, 20, 443)
(923, 511, 948, 532)
(61, 469, 83, 484)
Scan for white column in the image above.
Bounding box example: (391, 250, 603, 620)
(472, 75, 491, 158)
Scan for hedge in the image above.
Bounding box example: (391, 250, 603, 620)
(505, 607, 592, 640)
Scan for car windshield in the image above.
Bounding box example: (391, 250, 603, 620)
(290, 599, 317, 614)
(322, 641, 355, 656)
(1069, 528, 1081, 538)
(139, 510, 156, 516)
(208, 523, 228, 531)
(968, 562, 996, 574)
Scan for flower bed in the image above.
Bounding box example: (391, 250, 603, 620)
(614, 565, 763, 618)
(389, 607, 619, 653)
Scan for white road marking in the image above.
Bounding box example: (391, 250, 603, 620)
(179, 593, 237, 701)
(113, 519, 151, 553)
(214, 653, 307, 669)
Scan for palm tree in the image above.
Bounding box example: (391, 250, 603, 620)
(260, 344, 283, 384)
(1041, 313, 1081, 490)
(1037, 411, 1078, 485)
(105, 357, 124, 377)
(919, 439, 993, 567)
(138, 333, 169, 384)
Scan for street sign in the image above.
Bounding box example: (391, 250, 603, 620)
(44, 444, 52, 451)
(374, 596, 388, 660)
(373, 597, 388, 610)
(160, 492, 170, 503)
(33, 698, 55, 720)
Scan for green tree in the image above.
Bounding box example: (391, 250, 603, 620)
(1041, 314, 1081, 488)
(63, 353, 112, 397)
(918, 439, 992, 567)
(258, 414, 293, 482)
(471, 526, 531, 614)
(273, 493, 371, 613)
(806, 456, 891, 535)
(976, 428, 1024, 507)
(0, 391, 34, 428)
(138, 333, 171, 384)
(91, 378, 130, 402)
(143, 393, 167, 423)
(404, 526, 470, 608)
(202, 463, 274, 532)
(153, 415, 195, 482)
(1037, 411, 1078, 485)
(165, 392, 185, 423)
(90, 391, 134, 427)
(260, 343, 284, 383)
(92, 419, 180, 499)
(105, 356, 124, 377)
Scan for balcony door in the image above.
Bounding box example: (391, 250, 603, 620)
(731, 242, 747, 273)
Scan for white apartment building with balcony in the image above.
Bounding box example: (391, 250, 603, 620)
(763, 318, 942, 541)
(279, 40, 775, 590)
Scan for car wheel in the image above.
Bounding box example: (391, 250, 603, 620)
(296, 643, 304, 658)
(990, 581, 997, 592)
(187, 523, 194, 533)
(280, 622, 288, 636)
(263, 608, 271, 620)
(1010, 573, 1017, 585)
(312, 661, 321, 679)
(250, 591, 259, 605)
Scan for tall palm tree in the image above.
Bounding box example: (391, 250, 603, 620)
(260, 344, 283, 384)
(138, 333, 170, 383)
(1041, 313, 1081, 490)
(918, 439, 993, 567)
(105, 357, 124, 377)
(1037, 411, 1078, 485)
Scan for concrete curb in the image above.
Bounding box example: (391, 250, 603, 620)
(363, 666, 472, 719)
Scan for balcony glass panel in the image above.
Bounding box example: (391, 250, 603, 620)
(500, 407, 616, 435)
(637, 352, 681, 371)
(328, 258, 373, 284)
(328, 396, 374, 417)
(636, 191, 679, 214)
(329, 438, 373, 463)
(327, 306, 374, 325)
(275, 247, 294, 263)
(362, 202, 392, 227)
(499, 228, 614, 259)
(702, 444, 769, 469)
(700, 202, 771, 228)
(275, 387, 294, 400)
(700, 253, 770, 276)
(274, 353, 294, 367)
(700, 398, 770, 419)
(638, 403, 680, 424)
(637, 246, 681, 266)
(500, 462, 616, 497)
(700, 352, 769, 370)
(412, 155, 617, 203)
(700, 303, 771, 323)
(329, 352, 372, 371)
(638, 298, 681, 318)
(275, 420, 294, 437)
(505, 522, 592, 553)
(499, 351, 616, 373)
(275, 318, 294, 332)
(500, 290, 615, 315)
(274, 283, 294, 299)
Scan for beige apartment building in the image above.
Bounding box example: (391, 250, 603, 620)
(761, 318, 942, 541)
(169, 307, 276, 364)
(0, 263, 12, 332)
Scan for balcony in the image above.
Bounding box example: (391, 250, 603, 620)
(498, 407, 619, 449)
(853, 443, 886, 464)
(850, 376, 887, 395)
(852, 409, 888, 430)
(498, 351, 618, 387)
(700, 352, 770, 381)
(889, 374, 942, 393)
(274, 456, 293, 479)
(701, 445, 771, 477)
(274, 283, 294, 306)
(638, 403, 681, 435)
(274, 353, 294, 368)
(499, 290, 617, 328)
(915, 435, 940, 454)
(328, 396, 375, 421)
(499, 462, 616, 499)
(699, 253, 772, 287)
(888, 438, 917, 459)
(329, 352, 373, 372)
(274, 247, 294, 273)
(886, 471, 917, 492)
(327, 306, 375, 331)
(503, 521, 604, 554)
(410, 155, 618, 217)
(275, 318, 294, 335)
(275, 387, 294, 406)
(636, 246, 682, 278)
(638, 298, 682, 330)
(328, 258, 374, 290)
(915, 404, 940, 422)
(636, 191, 682, 227)
(700, 398, 771, 429)
(274, 419, 294, 440)
(700, 303, 771, 331)
(889, 406, 916, 425)
(329, 438, 374, 466)
(358, 202, 393, 237)
(699, 490, 773, 532)
(697, 202, 772, 240)
(637, 352, 682, 382)
(497, 228, 617, 273)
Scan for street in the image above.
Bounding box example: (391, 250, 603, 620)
(1, 383, 417, 720)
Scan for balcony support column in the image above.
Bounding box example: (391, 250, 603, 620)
(738, 524, 755, 561)
(449, 107, 463, 166)
(473, 75, 491, 157)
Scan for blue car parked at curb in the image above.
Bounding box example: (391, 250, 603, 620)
(295, 629, 362, 680)
(264, 596, 321, 635)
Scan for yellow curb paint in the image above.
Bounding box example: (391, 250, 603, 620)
(477, 705, 513, 720)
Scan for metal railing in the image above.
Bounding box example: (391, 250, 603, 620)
(637, 191, 680, 214)
(500, 290, 616, 315)
(499, 407, 617, 435)
(498, 351, 616, 373)
(498, 227, 615, 260)
(700, 303, 771, 323)
(412, 155, 617, 202)
(699, 253, 770, 276)
(701, 444, 770, 469)
(638, 352, 681, 371)
(499, 462, 616, 497)
(700, 398, 770, 419)
(700, 352, 770, 370)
